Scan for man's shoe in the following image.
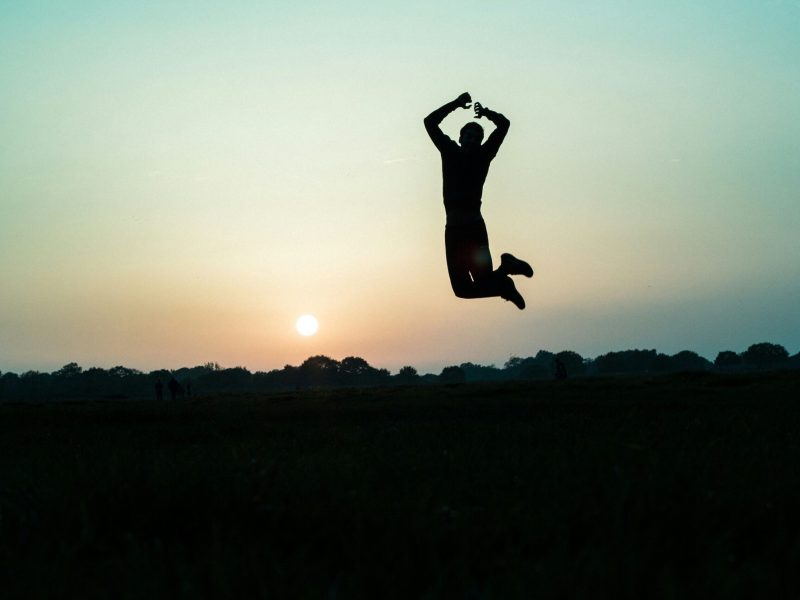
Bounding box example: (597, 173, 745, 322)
(500, 277, 525, 310)
(500, 253, 534, 277)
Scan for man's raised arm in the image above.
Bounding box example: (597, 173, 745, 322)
(475, 102, 510, 159)
(424, 92, 471, 151)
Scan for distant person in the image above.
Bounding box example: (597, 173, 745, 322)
(167, 376, 180, 401)
(554, 358, 568, 380)
(155, 379, 164, 401)
(425, 92, 533, 309)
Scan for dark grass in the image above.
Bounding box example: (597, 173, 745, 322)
(2, 371, 800, 598)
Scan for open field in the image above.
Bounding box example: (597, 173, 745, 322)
(2, 371, 800, 598)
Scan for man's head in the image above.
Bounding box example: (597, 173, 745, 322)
(459, 122, 484, 151)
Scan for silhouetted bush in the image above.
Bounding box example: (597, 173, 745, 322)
(742, 343, 789, 368)
(668, 350, 712, 372)
(554, 351, 586, 377)
(0, 372, 20, 396)
(459, 362, 504, 383)
(395, 366, 419, 384)
(651, 353, 674, 372)
(54, 362, 82, 378)
(201, 367, 253, 392)
(714, 351, 742, 369)
(1, 342, 797, 400)
(594, 349, 659, 374)
(339, 357, 391, 387)
(503, 356, 550, 380)
(278, 365, 301, 389)
(299, 355, 341, 388)
(108, 366, 143, 378)
(439, 366, 466, 385)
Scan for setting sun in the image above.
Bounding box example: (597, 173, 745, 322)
(296, 314, 319, 337)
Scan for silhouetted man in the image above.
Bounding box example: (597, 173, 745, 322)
(554, 358, 568, 380)
(425, 92, 533, 309)
(167, 376, 180, 401)
(155, 379, 164, 401)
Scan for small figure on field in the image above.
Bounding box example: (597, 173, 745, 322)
(167, 376, 181, 401)
(424, 92, 533, 309)
(155, 379, 164, 401)
(554, 358, 568, 380)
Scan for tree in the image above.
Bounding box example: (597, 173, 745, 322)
(535, 350, 556, 365)
(668, 350, 712, 372)
(594, 349, 659, 374)
(54, 363, 82, 378)
(373, 368, 391, 385)
(202, 367, 252, 392)
(17, 371, 50, 396)
(742, 343, 789, 368)
(0, 372, 20, 397)
(714, 351, 742, 369)
(439, 366, 466, 385)
(504, 356, 524, 371)
(503, 356, 548, 380)
(554, 351, 586, 377)
(396, 366, 419, 384)
(279, 365, 301, 388)
(108, 366, 142, 378)
(459, 362, 503, 382)
(340, 357, 391, 386)
(299, 355, 340, 387)
(651, 353, 674, 372)
(340, 356, 371, 374)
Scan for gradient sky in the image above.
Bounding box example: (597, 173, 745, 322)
(2, 1, 799, 374)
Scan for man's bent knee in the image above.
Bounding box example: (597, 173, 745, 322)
(449, 278, 474, 299)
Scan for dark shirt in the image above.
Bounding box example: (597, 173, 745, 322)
(425, 109, 509, 214)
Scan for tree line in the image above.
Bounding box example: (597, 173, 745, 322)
(0, 342, 797, 401)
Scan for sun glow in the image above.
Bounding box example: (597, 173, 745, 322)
(295, 314, 319, 336)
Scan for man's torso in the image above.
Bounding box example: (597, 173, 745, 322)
(440, 145, 492, 214)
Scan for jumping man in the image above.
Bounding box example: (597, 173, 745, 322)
(424, 92, 533, 309)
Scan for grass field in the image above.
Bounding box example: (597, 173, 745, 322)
(2, 371, 800, 599)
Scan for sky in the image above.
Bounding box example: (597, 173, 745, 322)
(1, 0, 799, 375)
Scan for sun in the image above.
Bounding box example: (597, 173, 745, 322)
(295, 314, 319, 336)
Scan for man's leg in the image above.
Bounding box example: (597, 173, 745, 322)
(445, 223, 525, 308)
